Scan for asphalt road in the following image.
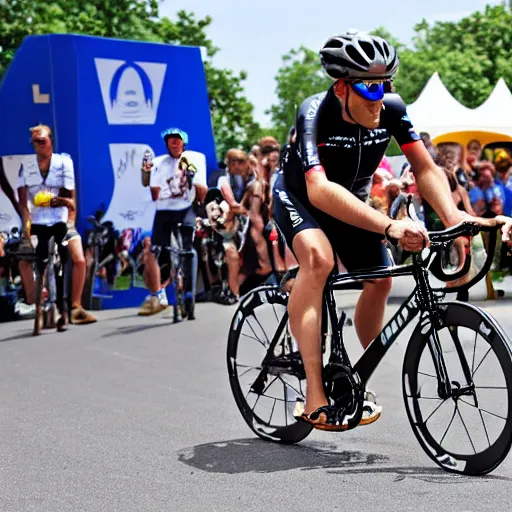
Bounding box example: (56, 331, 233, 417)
(1, 276, 512, 512)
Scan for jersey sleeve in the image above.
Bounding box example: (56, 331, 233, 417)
(149, 158, 161, 188)
(382, 93, 421, 147)
(61, 154, 76, 191)
(295, 92, 326, 170)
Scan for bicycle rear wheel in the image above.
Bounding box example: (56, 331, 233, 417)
(227, 285, 313, 443)
(403, 301, 512, 475)
(33, 264, 46, 336)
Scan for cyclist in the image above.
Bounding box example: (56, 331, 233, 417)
(272, 30, 512, 431)
(17, 124, 75, 331)
(139, 128, 207, 318)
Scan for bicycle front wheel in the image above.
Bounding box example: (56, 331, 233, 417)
(403, 301, 512, 475)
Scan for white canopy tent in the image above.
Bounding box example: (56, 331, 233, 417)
(406, 73, 512, 147)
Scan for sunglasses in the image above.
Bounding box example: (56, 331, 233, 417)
(31, 138, 49, 145)
(348, 80, 392, 101)
(229, 158, 246, 164)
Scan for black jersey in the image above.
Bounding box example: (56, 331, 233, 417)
(283, 86, 420, 205)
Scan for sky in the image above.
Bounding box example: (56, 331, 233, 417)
(160, 0, 503, 126)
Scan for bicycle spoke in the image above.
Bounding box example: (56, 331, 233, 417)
(439, 405, 458, 445)
(252, 314, 271, 346)
(251, 376, 278, 412)
(418, 371, 437, 379)
(478, 409, 491, 448)
(459, 398, 508, 421)
(269, 397, 277, 426)
(277, 375, 302, 399)
(406, 394, 443, 400)
(271, 302, 279, 325)
(424, 398, 448, 425)
(241, 331, 266, 349)
(246, 314, 270, 347)
(237, 365, 262, 379)
(456, 406, 477, 454)
(474, 386, 507, 390)
(472, 347, 492, 378)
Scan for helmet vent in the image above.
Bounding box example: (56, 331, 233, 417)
(359, 41, 375, 60)
(346, 45, 368, 68)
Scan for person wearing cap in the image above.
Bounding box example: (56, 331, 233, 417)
(139, 128, 207, 318)
(271, 30, 512, 431)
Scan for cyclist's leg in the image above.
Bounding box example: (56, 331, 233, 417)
(53, 222, 69, 323)
(31, 225, 51, 274)
(273, 180, 334, 415)
(179, 206, 198, 297)
(144, 212, 166, 294)
(332, 224, 392, 349)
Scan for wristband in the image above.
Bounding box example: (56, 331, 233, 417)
(384, 223, 398, 246)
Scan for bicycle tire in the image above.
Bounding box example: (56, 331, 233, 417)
(403, 301, 512, 475)
(227, 285, 313, 444)
(33, 264, 46, 336)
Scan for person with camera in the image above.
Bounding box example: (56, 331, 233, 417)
(139, 128, 207, 318)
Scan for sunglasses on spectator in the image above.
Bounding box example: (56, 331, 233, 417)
(229, 158, 246, 164)
(347, 80, 393, 101)
(31, 138, 49, 145)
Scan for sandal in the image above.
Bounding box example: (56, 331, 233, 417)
(294, 404, 350, 432)
(293, 395, 383, 431)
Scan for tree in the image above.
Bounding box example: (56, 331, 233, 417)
(0, 1, 259, 160)
(393, 4, 512, 107)
(266, 46, 331, 144)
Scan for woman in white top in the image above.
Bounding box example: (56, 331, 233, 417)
(17, 125, 75, 331)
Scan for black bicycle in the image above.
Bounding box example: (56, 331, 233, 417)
(82, 215, 117, 311)
(165, 224, 196, 323)
(227, 220, 512, 475)
(33, 234, 67, 335)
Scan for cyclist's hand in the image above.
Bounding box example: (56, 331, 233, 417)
(142, 161, 153, 172)
(493, 215, 512, 242)
(50, 197, 68, 208)
(230, 203, 246, 215)
(387, 219, 429, 252)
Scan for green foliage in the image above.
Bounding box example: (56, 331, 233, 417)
(0, 1, 259, 161)
(266, 46, 331, 144)
(394, 4, 512, 107)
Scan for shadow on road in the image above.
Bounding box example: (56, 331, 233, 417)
(178, 438, 387, 474)
(177, 438, 512, 482)
(0, 331, 33, 343)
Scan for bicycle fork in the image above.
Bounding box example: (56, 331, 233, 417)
(414, 261, 475, 402)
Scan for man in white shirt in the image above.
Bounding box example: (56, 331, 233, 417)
(139, 128, 207, 317)
(17, 124, 75, 330)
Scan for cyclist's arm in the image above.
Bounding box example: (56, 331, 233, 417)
(190, 157, 207, 202)
(0, 158, 22, 219)
(149, 160, 161, 202)
(296, 93, 325, 169)
(17, 164, 31, 234)
(218, 176, 239, 207)
(52, 154, 76, 210)
(306, 170, 389, 234)
(195, 183, 207, 203)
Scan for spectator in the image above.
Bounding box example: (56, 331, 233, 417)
(420, 132, 440, 162)
(493, 148, 512, 217)
(469, 168, 504, 218)
(139, 127, 207, 318)
(18, 124, 76, 331)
